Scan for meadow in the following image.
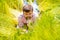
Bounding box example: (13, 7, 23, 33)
(0, 0, 60, 40)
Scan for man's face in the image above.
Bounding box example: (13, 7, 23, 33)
(23, 11, 33, 19)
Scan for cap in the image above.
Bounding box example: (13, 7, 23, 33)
(23, 4, 33, 12)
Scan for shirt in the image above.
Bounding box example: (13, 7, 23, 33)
(18, 14, 36, 28)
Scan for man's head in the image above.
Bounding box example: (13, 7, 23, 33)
(23, 5, 33, 19)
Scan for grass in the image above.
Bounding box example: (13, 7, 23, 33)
(0, 0, 60, 40)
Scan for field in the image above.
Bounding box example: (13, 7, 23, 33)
(0, 0, 60, 40)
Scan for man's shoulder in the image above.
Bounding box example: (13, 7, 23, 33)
(33, 14, 37, 18)
(18, 14, 23, 18)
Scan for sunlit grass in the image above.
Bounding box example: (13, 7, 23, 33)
(0, 0, 60, 40)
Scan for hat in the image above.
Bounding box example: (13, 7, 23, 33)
(23, 5, 33, 12)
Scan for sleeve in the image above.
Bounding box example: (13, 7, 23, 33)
(18, 16, 23, 28)
(33, 14, 36, 22)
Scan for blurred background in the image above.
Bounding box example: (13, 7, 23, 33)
(0, 0, 60, 40)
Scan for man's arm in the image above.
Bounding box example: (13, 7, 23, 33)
(18, 16, 23, 28)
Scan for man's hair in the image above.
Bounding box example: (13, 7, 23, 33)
(23, 4, 33, 12)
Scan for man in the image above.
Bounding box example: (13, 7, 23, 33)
(18, 4, 36, 32)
